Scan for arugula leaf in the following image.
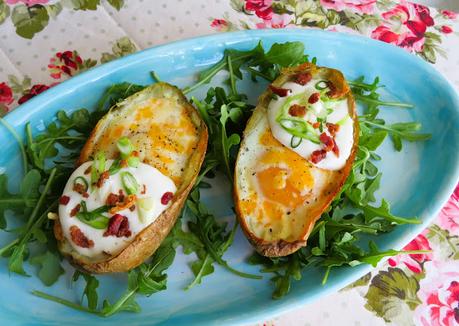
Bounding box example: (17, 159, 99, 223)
(30, 251, 64, 286)
(96, 83, 145, 112)
(265, 42, 305, 67)
(73, 271, 100, 311)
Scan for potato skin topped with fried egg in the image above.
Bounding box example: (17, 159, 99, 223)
(234, 63, 358, 257)
(54, 83, 208, 273)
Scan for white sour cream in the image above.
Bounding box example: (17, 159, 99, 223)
(267, 79, 354, 170)
(58, 160, 176, 260)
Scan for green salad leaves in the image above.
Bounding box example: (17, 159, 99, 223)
(0, 41, 431, 315)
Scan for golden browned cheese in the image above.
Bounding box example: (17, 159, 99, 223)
(54, 83, 208, 273)
(234, 63, 358, 257)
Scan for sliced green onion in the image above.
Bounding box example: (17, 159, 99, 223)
(337, 114, 350, 126)
(315, 80, 328, 90)
(108, 158, 122, 175)
(121, 171, 139, 195)
(137, 197, 155, 223)
(290, 136, 302, 148)
(278, 118, 320, 144)
(127, 156, 140, 168)
(117, 137, 134, 159)
(91, 152, 106, 187)
(73, 176, 88, 192)
(76, 201, 110, 229)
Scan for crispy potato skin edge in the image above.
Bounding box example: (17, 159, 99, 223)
(234, 63, 359, 257)
(54, 83, 208, 273)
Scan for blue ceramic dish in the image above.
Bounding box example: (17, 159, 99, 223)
(1, 29, 458, 325)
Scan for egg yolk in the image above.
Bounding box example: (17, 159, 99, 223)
(251, 130, 315, 212)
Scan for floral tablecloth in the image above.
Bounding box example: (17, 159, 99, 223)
(0, 0, 458, 325)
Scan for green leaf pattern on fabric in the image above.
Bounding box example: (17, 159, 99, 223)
(11, 4, 49, 39)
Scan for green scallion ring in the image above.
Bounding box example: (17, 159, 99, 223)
(290, 136, 302, 148)
(121, 171, 139, 195)
(315, 80, 328, 90)
(117, 137, 134, 159)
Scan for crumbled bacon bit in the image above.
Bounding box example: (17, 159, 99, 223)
(96, 171, 110, 188)
(131, 151, 139, 157)
(70, 225, 94, 248)
(308, 92, 320, 104)
(106, 193, 121, 206)
(59, 195, 70, 205)
(295, 72, 312, 85)
(312, 122, 320, 129)
(140, 184, 146, 195)
(70, 204, 81, 217)
(326, 81, 338, 98)
(120, 159, 128, 168)
(73, 183, 88, 197)
(326, 122, 340, 136)
(84, 166, 92, 175)
(129, 205, 136, 212)
(332, 138, 340, 157)
(310, 150, 327, 164)
(288, 104, 306, 117)
(161, 192, 174, 205)
(269, 85, 290, 97)
(320, 133, 334, 152)
(109, 194, 137, 214)
(103, 214, 132, 238)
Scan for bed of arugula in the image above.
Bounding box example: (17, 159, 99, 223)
(0, 41, 431, 317)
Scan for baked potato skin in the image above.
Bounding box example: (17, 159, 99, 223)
(54, 82, 208, 273)
(234, 63, 358, 257)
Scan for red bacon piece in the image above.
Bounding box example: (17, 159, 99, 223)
(269, 85, 290, 97)
(295, 72, 312, 85)
(103, 214, 132, 238)
(310, 150, 327, 164)
(70, 225, 94, 248)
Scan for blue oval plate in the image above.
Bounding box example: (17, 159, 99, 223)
(1, 29, 458, 325)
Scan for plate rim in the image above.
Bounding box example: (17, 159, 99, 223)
(2, 29, 459, 325)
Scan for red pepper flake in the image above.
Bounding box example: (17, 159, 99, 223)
(103, 214, 132, 238)
(288, 104, 306, 117)
(161, 192, 174, 205)
(59, 195, 70, 205)
(326, 122, 340, 136)
(96, 171, 110, 188)
(120, 159, 128, 168)
(269, 85, 290, 97)
(295, 72, 312, 86)
(310, 150, 327, 164)
(84, 166, 92, 175)
(326, 81, 338, 98)
(70, 225, 94, 248)
(140, 184, 146, 195)
(319, 132, 334, 152)
(312, 122, 320, 129)
(70, 204, 81, 217)
(308, 92, 320, 104)
(132, 151, 139, 157)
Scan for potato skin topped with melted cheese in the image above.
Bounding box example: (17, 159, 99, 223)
(234, 64, 358, 257)
(54, 83, 208, 273)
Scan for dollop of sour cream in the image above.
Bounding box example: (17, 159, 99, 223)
(59, 160, 176, 260)
(267, 79, 354, 170)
